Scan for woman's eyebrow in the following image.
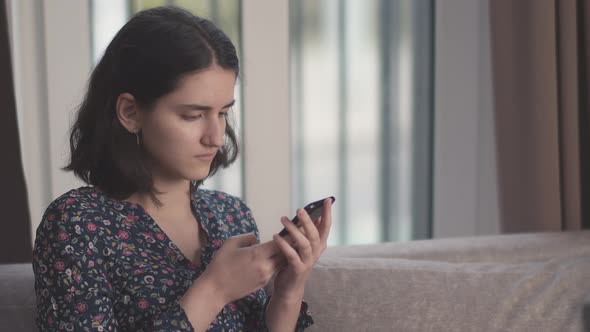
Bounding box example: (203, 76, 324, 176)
(176, 100, 235, 111)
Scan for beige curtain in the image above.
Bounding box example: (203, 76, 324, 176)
(489, 0, 589, 233)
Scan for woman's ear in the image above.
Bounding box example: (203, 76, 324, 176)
(116, 93, 142, 133)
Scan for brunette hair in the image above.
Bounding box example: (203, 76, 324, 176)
(64, 6, 239, 204)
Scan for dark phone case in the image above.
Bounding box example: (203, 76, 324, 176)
(278, 196, 336, 237)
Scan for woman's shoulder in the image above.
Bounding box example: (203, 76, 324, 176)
(38, 186, 115, 235)
(43, 186, 89, 215)
(193, 188, 257, 233)
(33, 187, 117, 273)
(194, 188, 250, 212)
(44, 186, 104, 214)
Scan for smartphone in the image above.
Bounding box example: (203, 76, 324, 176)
(278, 196, 336, 237)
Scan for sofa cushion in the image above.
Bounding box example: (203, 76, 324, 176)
(304, 231, 590, 332)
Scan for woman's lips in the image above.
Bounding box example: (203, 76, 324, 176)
(195, 153, 216, 160)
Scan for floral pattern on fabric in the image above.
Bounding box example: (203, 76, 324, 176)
(33, 186, 314, 331)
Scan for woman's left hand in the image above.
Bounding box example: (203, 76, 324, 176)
(271, 198, 333, 300)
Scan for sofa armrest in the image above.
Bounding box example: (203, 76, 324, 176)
(0, 263, 37, 332)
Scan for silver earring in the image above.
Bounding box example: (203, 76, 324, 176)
(135, 131, 140, 145)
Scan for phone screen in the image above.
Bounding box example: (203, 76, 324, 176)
(278, 196, 335, 237)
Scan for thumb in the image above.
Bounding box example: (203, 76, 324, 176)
(227, 232, 258, 248)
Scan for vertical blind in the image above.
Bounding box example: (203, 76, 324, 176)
(290, 0, 434, 245)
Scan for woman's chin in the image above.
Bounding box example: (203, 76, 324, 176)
(188, 167, 212, 182)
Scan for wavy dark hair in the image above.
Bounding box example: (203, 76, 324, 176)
(63, 6, 239, 205)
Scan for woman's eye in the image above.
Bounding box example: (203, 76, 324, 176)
(181, 114, 202, 121)
(219, 112, 228, 118)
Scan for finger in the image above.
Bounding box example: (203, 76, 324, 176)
(255, 239, 282, 258)
(284, 234, 297, 248)
(296, 208, 321, 252)
(269, 253, 287, 271)
(291, 222, 309, 234)
(318, 199, 333, 244)
(281, 216, 313, 263)
(272, 233, 303, 268)
(280, 223, 304, 242)
(282, 220, 306, 246)
(228, 232, 258, 248)
(279, 218, 302, 248)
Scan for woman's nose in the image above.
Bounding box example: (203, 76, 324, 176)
(201, 118, 225, 147)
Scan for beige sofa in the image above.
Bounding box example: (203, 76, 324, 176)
(303, 230, 590, 331)
(2, 231, 589, 331)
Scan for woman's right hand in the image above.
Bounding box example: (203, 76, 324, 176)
(201, 232, 285, 305)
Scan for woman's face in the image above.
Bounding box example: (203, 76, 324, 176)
(139, 65, 236, 183)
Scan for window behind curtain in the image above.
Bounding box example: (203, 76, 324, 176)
(290, 0, 434, 245)
(90, 0, 244, 198)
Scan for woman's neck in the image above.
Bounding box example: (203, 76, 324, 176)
(125, 179, 193, 218)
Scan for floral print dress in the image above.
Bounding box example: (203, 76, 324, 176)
(32, 186, 314, 331)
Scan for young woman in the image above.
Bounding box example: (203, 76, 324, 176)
(32, 6, 332, 332)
